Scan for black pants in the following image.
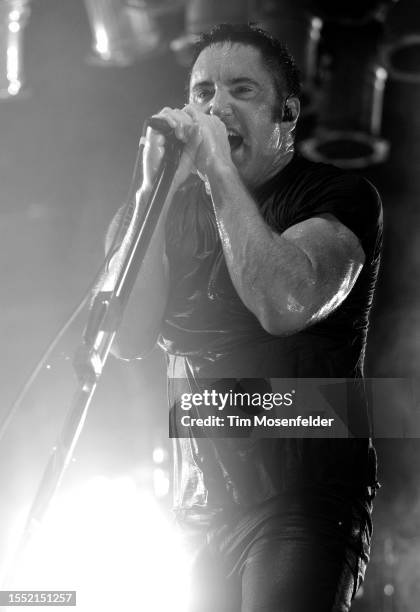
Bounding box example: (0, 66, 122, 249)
(181, 492, 372, 612)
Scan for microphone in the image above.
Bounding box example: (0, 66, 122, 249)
(139, 116, 184, 151)
(140, 116, 182, 153)
(146, 116, 175, 137)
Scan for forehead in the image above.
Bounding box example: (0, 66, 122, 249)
(190, 42, 275, 90)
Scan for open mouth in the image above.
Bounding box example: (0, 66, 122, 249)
(227, 131, 244, 151)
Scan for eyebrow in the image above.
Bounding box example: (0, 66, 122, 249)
(190, 77, 261, 91)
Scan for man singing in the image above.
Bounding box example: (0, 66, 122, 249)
(109, 23, 382, 612)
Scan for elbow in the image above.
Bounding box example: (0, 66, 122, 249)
(248, 267, 317, 336)
(259, 312, 309, 337)
(256, 295, 312, 337)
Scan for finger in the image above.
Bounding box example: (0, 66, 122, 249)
(152, 107, 196, 142)
(182, 105, 216, 129)
(183, 104, 226, 137)
(145, 127, 166, 147)
(150, 108, 178, 133)
(169, 108, 197, 142)
(183, 104, 202, 121)
(150, 107, 187, 137)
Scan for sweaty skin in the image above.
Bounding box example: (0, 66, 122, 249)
(110, 42, 365, 356)
(188, 43, 296, 187)
(146, 43, 364, 334)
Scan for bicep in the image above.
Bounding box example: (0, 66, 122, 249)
(280, 213, 365, 324)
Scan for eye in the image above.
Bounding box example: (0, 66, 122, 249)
(192, 88, 213, 103)
(232, 85, 255, 98)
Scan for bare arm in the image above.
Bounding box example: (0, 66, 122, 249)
(106, 115, 197, 359)
(157, 105, 365, 335)
(207, 161, 365, 335)
(105, 186, 170, 359)
(108, 103, 365, 356)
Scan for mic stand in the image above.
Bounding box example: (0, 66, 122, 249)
(3, 134, 183, 586)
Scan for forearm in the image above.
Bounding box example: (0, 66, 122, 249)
(106, 186, 172, 358)
(206, 164, 315, 334)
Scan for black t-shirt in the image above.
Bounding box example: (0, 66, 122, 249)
(159, 153, 382, 525)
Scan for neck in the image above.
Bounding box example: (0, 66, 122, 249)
(270, 148, 295, 177)
(249, 148, 295, 191)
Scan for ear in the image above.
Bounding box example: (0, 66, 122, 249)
(282, 96, 300, 123)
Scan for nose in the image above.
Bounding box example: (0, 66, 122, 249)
(208, 88, 233, 119)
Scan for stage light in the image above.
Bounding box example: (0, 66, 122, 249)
(152, 446, 166, 464)
(84, 0, 184, 66)
(7, 476, 191, 611)
(153, 466, 170, 497)
(0, 0, 31, 99)
(84, 0, 159, 65)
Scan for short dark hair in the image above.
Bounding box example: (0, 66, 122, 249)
(191, 23, 301, 119)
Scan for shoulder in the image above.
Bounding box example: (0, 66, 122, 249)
(283, 156, 381, 211)
(301, 158, 381, 211)
(274, 156, 383, 256)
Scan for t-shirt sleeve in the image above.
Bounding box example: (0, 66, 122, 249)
(280, 173, 383, 259)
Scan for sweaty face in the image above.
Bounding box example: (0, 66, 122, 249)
(189, 43, 290, 189)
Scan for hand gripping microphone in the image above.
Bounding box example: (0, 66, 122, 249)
(140, 116, 181, 149)
(146, 116, 176, 136)
(141, 115, 184, 170)
(109, 116, 183, 263)
(137, 116, 184, 177)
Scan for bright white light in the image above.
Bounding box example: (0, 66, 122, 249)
(310, 17, 323, 39)
(376, 66, 388, 82)
(152, 447, 166, 464)
(95, 25, 109, 57)
(153, 467, 170, 498)
(7, 80, 21, 96)
(10, 476, 191, 611)
(9, 10, 21, 21)
(7, 44, 19, 81)
(0, 506, 30, 586)
(8, 21, 20, 33)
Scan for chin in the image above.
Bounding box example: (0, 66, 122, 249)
(230, 149, 248, 174)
